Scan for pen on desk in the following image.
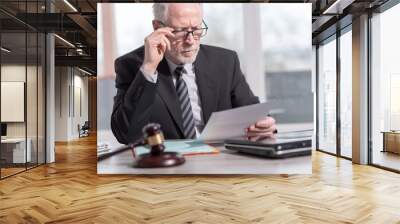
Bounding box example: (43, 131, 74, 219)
(97, 145, 131, 161)
(97, 140, 144, 161)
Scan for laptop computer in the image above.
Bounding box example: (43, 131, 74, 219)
(224, 136, 312, 158)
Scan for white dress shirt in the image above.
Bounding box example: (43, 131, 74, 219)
(140, 61, 204, 138)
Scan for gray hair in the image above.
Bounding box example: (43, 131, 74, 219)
(153, 3, 168, 23)
(152, 3, 203, 23)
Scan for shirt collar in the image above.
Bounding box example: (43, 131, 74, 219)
(166, 58, 194, 77)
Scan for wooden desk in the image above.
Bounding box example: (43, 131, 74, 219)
(97, 144, 311, 175)
(382, 131, 400, 154)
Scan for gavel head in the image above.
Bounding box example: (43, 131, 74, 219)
(142, 123, 165, 155)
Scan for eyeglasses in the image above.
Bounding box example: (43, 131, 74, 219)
(158, 20, 208, 40)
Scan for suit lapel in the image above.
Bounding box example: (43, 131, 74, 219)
(156, 59, 184, 135)
(194, 46, 218, 123)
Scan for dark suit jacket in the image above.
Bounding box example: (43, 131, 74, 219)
(111, 44, 259, 144)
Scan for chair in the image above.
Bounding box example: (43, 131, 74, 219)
(78, 121, 90, 138)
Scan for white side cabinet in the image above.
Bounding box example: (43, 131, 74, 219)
(1, 138, 32, 163)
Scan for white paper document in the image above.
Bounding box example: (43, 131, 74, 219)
(198, 102, 271, 142)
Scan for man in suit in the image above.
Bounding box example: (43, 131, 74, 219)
(111, 3, 277, 144)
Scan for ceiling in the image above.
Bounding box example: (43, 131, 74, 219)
(0, 0, 393, 75)
(0, 0, 98, 74)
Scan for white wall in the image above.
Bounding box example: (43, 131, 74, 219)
(1, 63, 46, 163)
(55, 67, 69, 141)
(54, 67, 89, 141)
(1, 65, 34, 138)
(1, 65, 26, 140)
(72, 73, 89, 138)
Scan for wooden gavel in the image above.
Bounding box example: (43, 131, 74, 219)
(141, 123, 166, 155)
(133, 123, 185, 168)
(98, 123, 185, 168)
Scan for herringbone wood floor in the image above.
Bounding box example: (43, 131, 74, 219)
(1, 134, 400, 224)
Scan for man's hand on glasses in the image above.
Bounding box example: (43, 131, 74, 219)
(142, 27, 175, 75)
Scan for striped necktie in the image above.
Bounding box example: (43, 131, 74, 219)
(175, 66, 196, 139)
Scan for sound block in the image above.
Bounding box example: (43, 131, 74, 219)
(133, 152, 185, 168)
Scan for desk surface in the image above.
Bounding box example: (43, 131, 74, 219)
(97, 145, 311, 175)
(97, 123, 313, 174)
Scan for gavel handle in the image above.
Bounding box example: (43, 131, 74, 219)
(97, 140, 145, 161)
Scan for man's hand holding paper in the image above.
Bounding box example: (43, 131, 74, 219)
(199, 102, 277, 142)
(245, 116, 277, 141)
